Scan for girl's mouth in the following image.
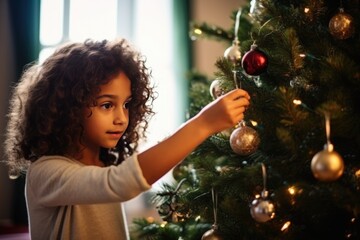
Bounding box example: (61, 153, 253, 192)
(107, 131, 122, 138)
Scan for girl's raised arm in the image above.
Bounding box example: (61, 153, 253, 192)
(138, 88, 250, 184)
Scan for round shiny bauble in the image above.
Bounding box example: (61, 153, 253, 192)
(224, 43, 242, 65)
(8, 168, 20, 180)
(230, 125, 260, 155)
(201, 228, 223, 240)
(241, 46, 268, 76)
(209, 79, 223, 99)
(328, 9, 355, 40)
(311, 146, 344, 182)
(250, 198, 275, 223)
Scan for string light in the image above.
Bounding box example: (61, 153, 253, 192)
(293, 99, 302, 105)
(194, 28, 202, 35)
(293, 99, 317, 113)
(250, 120, 258, 127)
(288, 186, 296, 195)
(281, 221, 291, 231)
(355, 169, 360, 178)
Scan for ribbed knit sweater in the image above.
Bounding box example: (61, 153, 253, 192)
(25, 154, 151, 239)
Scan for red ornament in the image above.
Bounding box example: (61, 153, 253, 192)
(241, 44, 268, 76)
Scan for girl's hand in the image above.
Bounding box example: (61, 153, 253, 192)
(138, 88, 250, 184)
(196, 89, 250, 135)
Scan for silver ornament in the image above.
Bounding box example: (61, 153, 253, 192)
(209, 79, 223, 99)
(311, 143, 344, 182)
(8, 167, 20, 180)
(224, 40, 241, 64)
(250, 165, 275, 222)
(230, 124, 260, 155)
(250, 197, 275, 222)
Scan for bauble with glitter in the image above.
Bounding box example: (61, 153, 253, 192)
(230, 123, 260, 156)
(328, 8, 355, 40)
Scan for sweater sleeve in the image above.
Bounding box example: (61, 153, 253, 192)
(27, 154, 151, 207)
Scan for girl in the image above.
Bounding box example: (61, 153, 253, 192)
(4, 39, 250, 239)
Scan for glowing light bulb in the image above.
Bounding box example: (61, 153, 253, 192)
(281, 221, 291, 231)
(293, 99, 302, 105)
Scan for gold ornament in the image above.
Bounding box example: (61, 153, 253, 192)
(311, 143, 344, 181)
(329, 8, 355, 40)
(230, 122, 260, 156)
(201, 228, 223, 240)
(311, 112, 344, 181)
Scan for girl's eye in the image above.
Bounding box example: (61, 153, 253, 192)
(101, 102, 113, 109)
(123, 101, 131, 109)
(124, 98, 132, 109)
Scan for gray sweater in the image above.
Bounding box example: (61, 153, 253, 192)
(25, 154, 151, 239)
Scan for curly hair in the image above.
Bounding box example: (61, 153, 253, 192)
(4, 39, 156, 175)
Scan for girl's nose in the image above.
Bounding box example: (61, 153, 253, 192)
(114, 108, 128, 125)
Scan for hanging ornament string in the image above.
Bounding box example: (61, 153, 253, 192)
(234, 8, 242, 42)
(201, 187, 222, 240)
(262, 163, 267, 194)
(233, 67, 241, 89)
(325, 112, 332, 148)
(211, 187, 219, 230)
(233, 7, 242, 89)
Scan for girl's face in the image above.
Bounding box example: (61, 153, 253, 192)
(82, 72, 132, 152)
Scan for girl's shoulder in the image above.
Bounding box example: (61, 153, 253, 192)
(28, 155, 84, 173)
(27, 155, 86, 186)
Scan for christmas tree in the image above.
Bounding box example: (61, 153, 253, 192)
(131, 0, 360, 239)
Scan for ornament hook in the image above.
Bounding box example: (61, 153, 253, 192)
(261, 163, 268, 198)
(211, 187, 219, 229)
(234, 8, 242, 41)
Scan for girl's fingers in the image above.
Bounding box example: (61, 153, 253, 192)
(227, 88, 250, 100)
